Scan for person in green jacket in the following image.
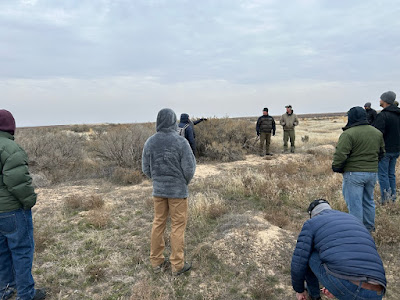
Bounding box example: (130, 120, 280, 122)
(280, 105, 299, 153)
(332, 106, 385, 232)
(0, 110, 46, 300)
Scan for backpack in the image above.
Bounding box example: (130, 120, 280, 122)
(178, 124, 190, 137)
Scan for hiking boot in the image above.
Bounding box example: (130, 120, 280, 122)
(290, 148, 295, 153)
(1, 287, 16, 300)
(33, 288, 47, 300)
(266, 153, 273, 156)
(172, 262, 192, 276)
(152, 258, 170, 274)
(309, 297, 321, 300)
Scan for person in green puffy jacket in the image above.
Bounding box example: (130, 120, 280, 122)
(0, 110, 46, 300)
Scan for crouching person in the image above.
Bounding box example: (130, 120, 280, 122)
(0, 110, 46, 300)
(142, 108, 196, 276)
(291, 199, 386, 300)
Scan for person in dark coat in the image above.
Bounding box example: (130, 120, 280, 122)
(374, 91, 400, 204)
(256, 108, 276, 156)
(0, 110, 47, 300)
(364, 102, 377, 125)
(291, 199, 386, 300)
(178, 114, 207, 154)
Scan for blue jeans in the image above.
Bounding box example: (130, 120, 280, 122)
(378, 152, 400, 203)
(342, 172, 377, 232)
(306, 251, 383, 299)
(0, 209, 35, 300)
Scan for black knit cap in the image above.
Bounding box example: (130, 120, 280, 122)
(263, 108, 268, 112)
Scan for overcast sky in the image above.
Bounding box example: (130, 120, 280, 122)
(1, 0, 399, 126)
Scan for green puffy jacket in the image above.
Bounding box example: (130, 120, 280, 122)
(0, 131, 37, 212)
(332, 125, 385, 173)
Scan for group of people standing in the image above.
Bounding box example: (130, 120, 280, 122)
(293, 90, 399, 300)
(256, 105, 299, 155)
(0, 90, 398, 299)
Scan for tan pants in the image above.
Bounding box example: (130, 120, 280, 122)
(150, 197, 188, 272)
(259, 132, 271, 154)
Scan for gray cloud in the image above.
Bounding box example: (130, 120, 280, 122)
(1, 0, 399, 125)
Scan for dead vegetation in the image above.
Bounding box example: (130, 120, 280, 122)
(15, 116, 400, 299)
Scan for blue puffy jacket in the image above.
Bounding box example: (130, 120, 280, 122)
(291, 209, 386, 293)
(179, 113, 196, 153)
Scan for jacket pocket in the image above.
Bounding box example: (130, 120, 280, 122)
(0, 213, 17, 234)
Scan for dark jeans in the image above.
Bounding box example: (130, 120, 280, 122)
(378, 152, 400, 203)
(0, 209, 35, 300)
(306, 251, 383, 300)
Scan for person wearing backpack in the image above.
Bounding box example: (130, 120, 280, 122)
(178, 114, 196, 154)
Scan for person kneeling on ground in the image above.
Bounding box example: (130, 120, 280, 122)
(0, 110, 47, 300)
(142, 108, 196, 276)
(291, 199, 386, 300)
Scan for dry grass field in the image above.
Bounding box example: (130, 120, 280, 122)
(13, 115, 400, 299)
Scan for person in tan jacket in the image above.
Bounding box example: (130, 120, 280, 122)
(280, 105, 299, 153)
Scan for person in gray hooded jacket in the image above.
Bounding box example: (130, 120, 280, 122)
(142, 108, 196, 276)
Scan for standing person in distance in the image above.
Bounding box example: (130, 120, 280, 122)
(332, 106, 384, 232)
(364, 102, 377, 125)
(256, 108, 276, 156)
(374, 91, 400, 204)
(178, 113, 207, 155)
(280, 105, 299, 153)
(0, 110, 47, 300)
(142, 108, 196, 276)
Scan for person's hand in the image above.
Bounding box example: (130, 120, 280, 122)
(321, 287, 335, 298)
(296, 291, 308, 300)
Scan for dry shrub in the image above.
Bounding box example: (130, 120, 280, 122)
(249, 277, 280, 300)
(89, 125, 153, 169)
(264, 209, 290, 228)
(64, 194, 104, 211)
(64, 194, 83, 210)
(111, 167, 144, 185)
(85, 262, 107, 282)
(195, 117, 255, 161)
(85, 210, 110, 229)
(82, 194, 105, 210)
(17, 128, 85, 183)
(191, 192, 228, 220)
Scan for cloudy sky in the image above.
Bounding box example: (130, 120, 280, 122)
(1, 0, 399, 126)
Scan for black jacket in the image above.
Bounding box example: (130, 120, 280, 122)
(256, 115, 276, 135)
(374, 105, 400, 153)
(365, 108, 377, 125)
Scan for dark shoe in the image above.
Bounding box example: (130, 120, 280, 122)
(310, 297, 321, 300)
(33, 288, 47, 300)
(1, 287, 16, 300)
(152, 258, 170, 274)
(290, 149, 295, 153)
(172, 262, 191, 276)
(266, 153, 273, 156)
(259, 154, 265, 157)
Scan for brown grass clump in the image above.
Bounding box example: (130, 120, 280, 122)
(111, 167, 144, 185)
(64, 194, 105, 211)
(85, 209, 110, 229)
(130, 280, 169, 300)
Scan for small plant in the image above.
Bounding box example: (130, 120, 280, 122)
(111, 167, 144, 185)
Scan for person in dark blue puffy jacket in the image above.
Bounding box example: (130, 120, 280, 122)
(178, 113, 207, 154)
(291, 199, 386, 300)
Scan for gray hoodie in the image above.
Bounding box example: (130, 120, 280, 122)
(142, 108, 196, 198)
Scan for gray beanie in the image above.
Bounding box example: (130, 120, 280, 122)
(381, 91, 396, 105)
(364, 102, 371, 108)
(310, 203, 331, 218)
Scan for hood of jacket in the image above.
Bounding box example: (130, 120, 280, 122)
(382, 104, 400, 115)
(156, 108, 178, 133)
(343, 106, 369, 131)
(0, 109, 16, 135)
(180, 113, 190, 123)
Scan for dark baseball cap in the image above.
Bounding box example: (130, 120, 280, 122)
(285, 105, 292, 108)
